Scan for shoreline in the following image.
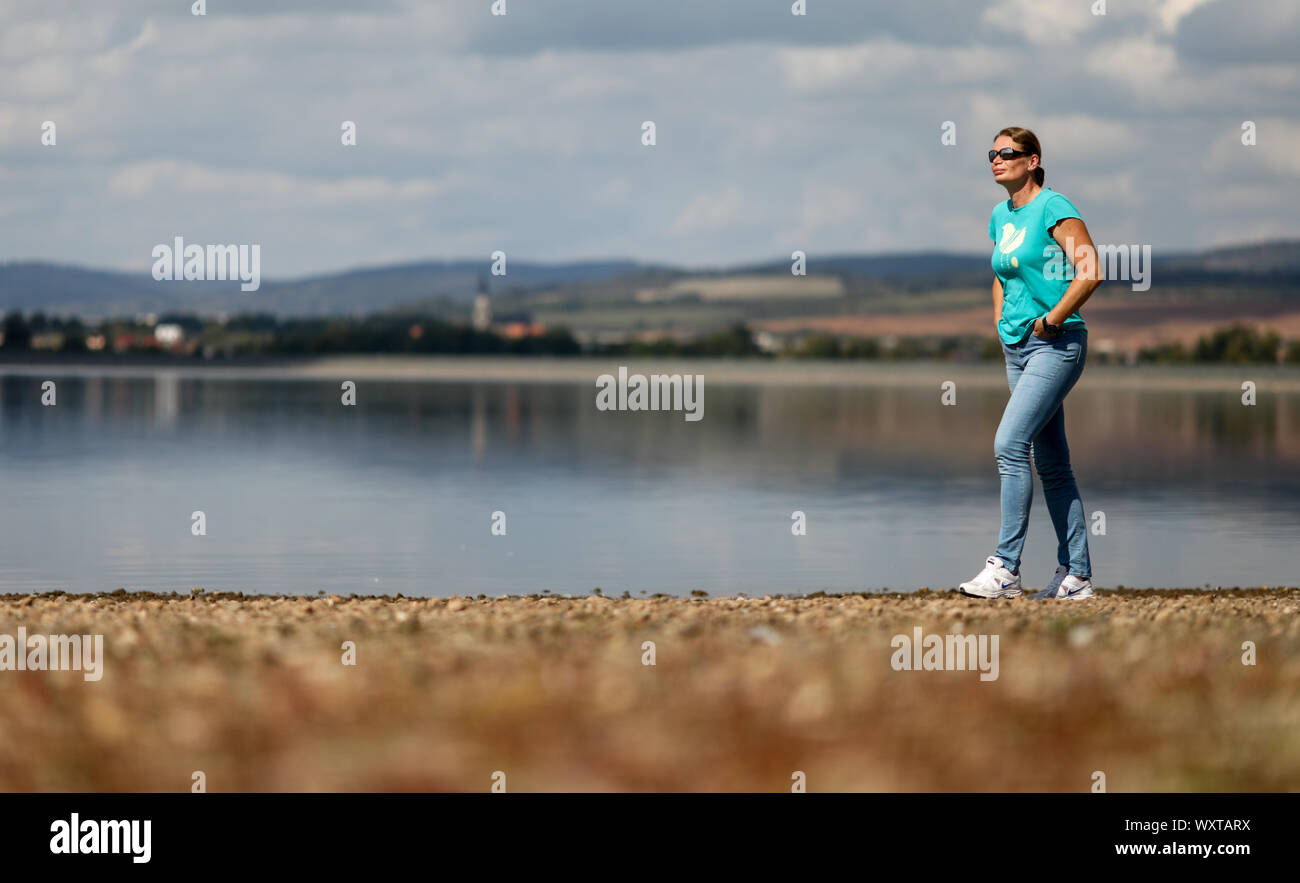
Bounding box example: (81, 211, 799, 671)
(4, 585, 1297, 601)
(3, 354, 1300, 390)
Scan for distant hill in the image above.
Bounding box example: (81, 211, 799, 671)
(2, 241, 1298, 320)
(742, 252, 991, 278)
(1160, 240, 1300, 275)
(0, 259, 660, 319)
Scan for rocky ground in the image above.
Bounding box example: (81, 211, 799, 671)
(1, 587, 1297, 792)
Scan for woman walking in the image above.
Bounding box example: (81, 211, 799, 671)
(959, 127, 1102, 601)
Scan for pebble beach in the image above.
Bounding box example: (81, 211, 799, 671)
(2, 588, 1298, 792)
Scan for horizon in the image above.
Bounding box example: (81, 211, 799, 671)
(4, 236, 1299, 286)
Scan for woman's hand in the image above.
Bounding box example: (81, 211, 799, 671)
(1032, 316, 1063, 339)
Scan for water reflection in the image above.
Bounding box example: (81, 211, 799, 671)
(0, 373, 1295, 595)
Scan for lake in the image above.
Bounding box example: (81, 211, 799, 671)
(1, 359, 1297, 596)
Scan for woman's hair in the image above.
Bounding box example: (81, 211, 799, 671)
(996, 126, 1044, 185)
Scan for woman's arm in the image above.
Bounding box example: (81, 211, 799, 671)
(1035, 217, 1102, 336)
(992, 275, 1003, 322)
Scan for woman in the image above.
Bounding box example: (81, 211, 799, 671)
(958, 126, 1101, 601)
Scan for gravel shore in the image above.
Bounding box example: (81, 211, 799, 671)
(2, 588, 1298, 791)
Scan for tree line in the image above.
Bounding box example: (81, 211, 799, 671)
(2, 311, 1298, 363)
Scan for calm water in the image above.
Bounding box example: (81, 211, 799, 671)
(1, 368, 1297, 596)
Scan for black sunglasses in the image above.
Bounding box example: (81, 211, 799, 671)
(989, 148, 1031, 162)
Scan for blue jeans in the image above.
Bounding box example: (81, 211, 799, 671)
(993, 328, 1092, 579)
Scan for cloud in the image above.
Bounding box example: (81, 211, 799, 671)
(1155, 0, 1217, 33)
(669, 186, 746, 235)
(443, 0, 991, 55)
(1174, 0, 1300, 64)
(0, 0, 1295, 274)
(89, 19, 158, 76)
(0, 18, 65, 59)
(1083, 38, 1179, 94)
(1202, 119, 1300, 178)
(980, 0, 1095, 45)
(1026, 114, 1144, 165)
(106, 159, 459, 205)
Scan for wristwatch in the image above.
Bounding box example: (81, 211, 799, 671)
(1041, 317, 1062, 337)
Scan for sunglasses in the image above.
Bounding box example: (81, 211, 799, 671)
(989, 148, 1032, 163)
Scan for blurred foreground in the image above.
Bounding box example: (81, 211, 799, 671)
(2, 588, 1297, 791)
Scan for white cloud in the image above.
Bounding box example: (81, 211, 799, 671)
(980, 0, 1094, 45)
(1202, 119, 1300, 178)
(669, 187, 745, 235)
(1027, 114, 1144, 166)
(89, 19, 158, 76)
(1063, 171, 1141, 209)
(0, 0, 1296, 275)
(7, 55, 81, 100)
(0, 18, 63, 59)
(1156, 0, 1216, 33)
(778, 43, 875, 94)
(106, 160, 458, 205)
(778, 39, 1010, 96)
(1083, 38, 1179, 93)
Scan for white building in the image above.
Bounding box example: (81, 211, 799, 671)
(154, 323, 184, 345)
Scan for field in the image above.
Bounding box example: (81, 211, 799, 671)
(2, 588, 1298, 792)
(753, 292, 1300, 354)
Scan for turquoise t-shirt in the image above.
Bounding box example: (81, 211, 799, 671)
(989, 187, 1087, 346)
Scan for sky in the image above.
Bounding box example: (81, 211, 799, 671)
(1, 0, 1297, 279)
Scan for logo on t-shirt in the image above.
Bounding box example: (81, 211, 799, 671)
(997, 222, 1026, 268)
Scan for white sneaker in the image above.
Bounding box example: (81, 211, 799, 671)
(1053, 574, 1094, 600)
(958, 556, 1022, 598)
